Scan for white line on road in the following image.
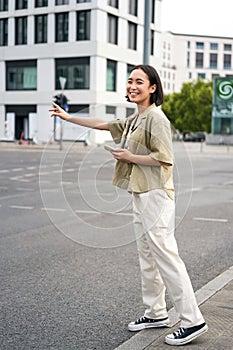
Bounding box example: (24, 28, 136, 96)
(75, 209, 101, 215)
(41, 207, 67, 212)
(16, 187, 34, 192)
(75, 209, 132, 216)
(64, 168, 76, 172)
(12, 168, 24, 172)
(0, 169, 9, 173)
(10, 205, 34, 210)
(223, 180, 233, 186)
(193, 217, 228, 223)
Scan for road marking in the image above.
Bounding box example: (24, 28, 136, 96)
(41, 207, 67, 212)
(12, 168, 24, 172)
(10, 205, 34, 210)
(223, 180, 233, 186)
(64, 168, 76, 172)
(0, 169, 9, 173)
(75, 209, 132, 216)
(75, 209, 101, 215)
(193, 217, 228, 223)
(16, 187, 34, 192)
(177, 187, 202, 195)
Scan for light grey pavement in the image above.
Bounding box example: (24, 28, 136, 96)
(115, 266, 233, 350)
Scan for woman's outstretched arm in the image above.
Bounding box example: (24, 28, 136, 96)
(49, 103, 109, 130)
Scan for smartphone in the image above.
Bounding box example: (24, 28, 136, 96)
(104, 144, 118, 152)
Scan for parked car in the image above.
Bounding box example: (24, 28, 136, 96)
(182, 132, 206, 142)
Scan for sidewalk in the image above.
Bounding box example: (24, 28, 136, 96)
(115, 266, 233, 350)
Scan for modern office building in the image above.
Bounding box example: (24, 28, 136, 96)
(0, 0, 163, 143)
(0, 0, 233, 143)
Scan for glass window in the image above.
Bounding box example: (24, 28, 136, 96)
(6, 60, 37, 90)
(35, 0, 48, 7)
(196, 42, 204, 50)
(106, 106, 116, 114)
(0, 0, 8, 11)
(15, 17, 27, 45)
(210, 42, 218, 50)
(15, 0, 27, 9)
(224, 44, 232, 51)
(223, 54, 231, 69)
(127, 64, 134, 79)
(129, 0, 137, 16)
(108, 14, 118, 44)
(197, 73, 206, 79)
(55, 57, 90, 89)
(126, 107, 135, 117)
(150, 30, 154, 55)
(55, 12, 69, 42)
(108, 0, 118, 8)
(35, 14, 47, 43)
(151, 0, 155, 23)
(68, 105, 89, 113)
(187, 41, 190, 49)
(212, 73, 219, 80)
(195, 52, 204, 68)
(55, 0, 69, 4)
(77, 0, 90, 2)
(77, 10, 90, 40)
(210, 53, 217, 69)
(0, 18, 8, 46)
(128, 21, 137, 50)
(106, 59, 117, 91)
(187, 51, 190, 68)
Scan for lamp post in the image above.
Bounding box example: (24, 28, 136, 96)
(143, 0, 152, 64)
(59, 77, 67, 151)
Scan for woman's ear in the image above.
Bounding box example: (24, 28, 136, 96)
(150, 84, 157, 93)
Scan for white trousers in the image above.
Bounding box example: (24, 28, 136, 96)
(132, 189, 205, 328)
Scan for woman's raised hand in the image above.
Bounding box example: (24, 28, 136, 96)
(49, 102, 70, 121)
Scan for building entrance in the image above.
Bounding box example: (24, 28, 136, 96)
(5, 105, 36, 141)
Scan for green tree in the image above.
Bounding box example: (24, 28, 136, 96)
(162, 79, 213, 133)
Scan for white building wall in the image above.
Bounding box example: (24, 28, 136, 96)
(1, 0, 233, 142)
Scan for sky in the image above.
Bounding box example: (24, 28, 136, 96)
(160, 0, 233, 38)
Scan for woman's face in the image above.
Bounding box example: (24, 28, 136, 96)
(126, 68, 156, 107)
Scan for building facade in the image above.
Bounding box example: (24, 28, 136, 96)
(0, 0, 162, 143)
(0, 0, 233, 143)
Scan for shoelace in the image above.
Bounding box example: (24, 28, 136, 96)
(173, 327, 185, 338)
(136, 316, 147, 324)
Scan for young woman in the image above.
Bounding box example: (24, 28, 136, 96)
(49, 64, 208, 346)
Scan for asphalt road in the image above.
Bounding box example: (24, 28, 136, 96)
(0, 142, 233, 350)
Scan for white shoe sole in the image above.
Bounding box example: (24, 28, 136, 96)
(165, 324, 208, 345)
(128, 319, 171, 332)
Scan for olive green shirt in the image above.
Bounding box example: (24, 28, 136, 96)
(108, 104, 175, 200)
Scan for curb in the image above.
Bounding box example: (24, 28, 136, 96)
(114, 266, 233, 350)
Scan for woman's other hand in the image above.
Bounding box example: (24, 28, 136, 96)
(111, 149, 135, 163)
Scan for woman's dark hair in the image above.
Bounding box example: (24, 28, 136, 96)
(126, 64, 164, 106)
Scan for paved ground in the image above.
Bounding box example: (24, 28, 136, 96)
(1, 140, 233, 350)
(115, 266, 233, 350)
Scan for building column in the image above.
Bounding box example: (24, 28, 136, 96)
(8, 17, 14, 46)
(69, 11, 76, 42)
(48, 13, 55, 43)
(28, 15, 34, 45)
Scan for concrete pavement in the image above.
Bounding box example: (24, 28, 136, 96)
(115, 266, 233, 350)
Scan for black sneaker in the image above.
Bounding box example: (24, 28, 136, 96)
(165, 322, 208, 345)
(128, 316, 170, 331)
